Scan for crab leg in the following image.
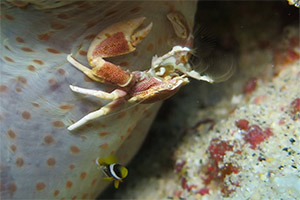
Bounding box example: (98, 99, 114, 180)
(69, 85, 127, 100)
(68, 99, 125, 131)
(67, 55, 104, 82)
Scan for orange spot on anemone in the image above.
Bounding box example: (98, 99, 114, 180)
(82, 193, 88, 199)
(147, 44, 154, 51)
(127, 126, 133, 133)
(15, 88, 22, 93)
(70, 145, 80, 154)
(0, 85, 8, 93)
(33, 59, 44, 65)
(17, 76, 27, 85)
(21, 47, 34, 52)
(81, 135, 87, 140)
(9, 183, 17, 194)
(79, 50, 87, 56)
(44, 135, 55, 144)
(86, 123, 93, 128)
(52, 120, 64, 128)
(59, 104, 73, 110)
(10, 144, 17, 152)
(4, 45, 11, 51)
(27, 65, 36, 72)
(54, 190, 60, 197)
(91, 178, 97, 185)
(7, 129, 16, 139)
(66, 181, 73, 188)
(47, 48, 61, 54)
(32, 102, 40, 107)
(16, 37, 24, 43)
(47, 157, 56, 166)
(4, 14, 15, 21)
(36, 182, 46, 191)
(4, 56, 14, 62)
(48, 78, 57, 85)
(22, 111, 31, 120)
(80, 172, 87, 180)
(15, 157, 24, 167)
(69, 164, 75, 170)
(98, 132, 110, 137)
(99, 123, 107, 128)
(58, 68, 65, 75)
(38, 33, 51, 41)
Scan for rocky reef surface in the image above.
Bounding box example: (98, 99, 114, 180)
(100, 1, 299, 199)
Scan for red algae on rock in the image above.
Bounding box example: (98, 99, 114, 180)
(202, 139, 239, 196)
(208, 139, 234, 163)
(235, 119, 249, 131)
(196, 187, 210, 195)
(102, 3, 299, 200)
(243, 78, 258, 94)
(235, 122, 274, 149)
(290, 98, 300, 120)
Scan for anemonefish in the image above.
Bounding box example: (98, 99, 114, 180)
(96, 155, 128, 189)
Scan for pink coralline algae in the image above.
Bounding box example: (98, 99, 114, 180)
(196, 187, 210, 195)
(236, 120, 274, 149)
(273, 31, 300, 74)
(235, 119, 249, 131)
(243, 78, 258, 94)
(208, 139, 234, 163)
(202, 139, 239, 196)
(290, 98, 300, 120)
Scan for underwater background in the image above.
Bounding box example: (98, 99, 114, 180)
(1, 0, 299, 199)
(100, 1, 300, 199)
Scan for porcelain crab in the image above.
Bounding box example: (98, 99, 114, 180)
(67, 17, 213, 131)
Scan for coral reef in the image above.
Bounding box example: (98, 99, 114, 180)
(101, 1, 299, 199)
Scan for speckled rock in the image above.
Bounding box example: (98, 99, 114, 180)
(104, 2, 299, 199)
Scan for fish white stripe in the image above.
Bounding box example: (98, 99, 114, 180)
(109, 164, 121, 180)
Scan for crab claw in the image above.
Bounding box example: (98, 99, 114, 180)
(87, 17, 152, 61)
(85, 17, 152, 87)
(151, 46, 215, 83)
